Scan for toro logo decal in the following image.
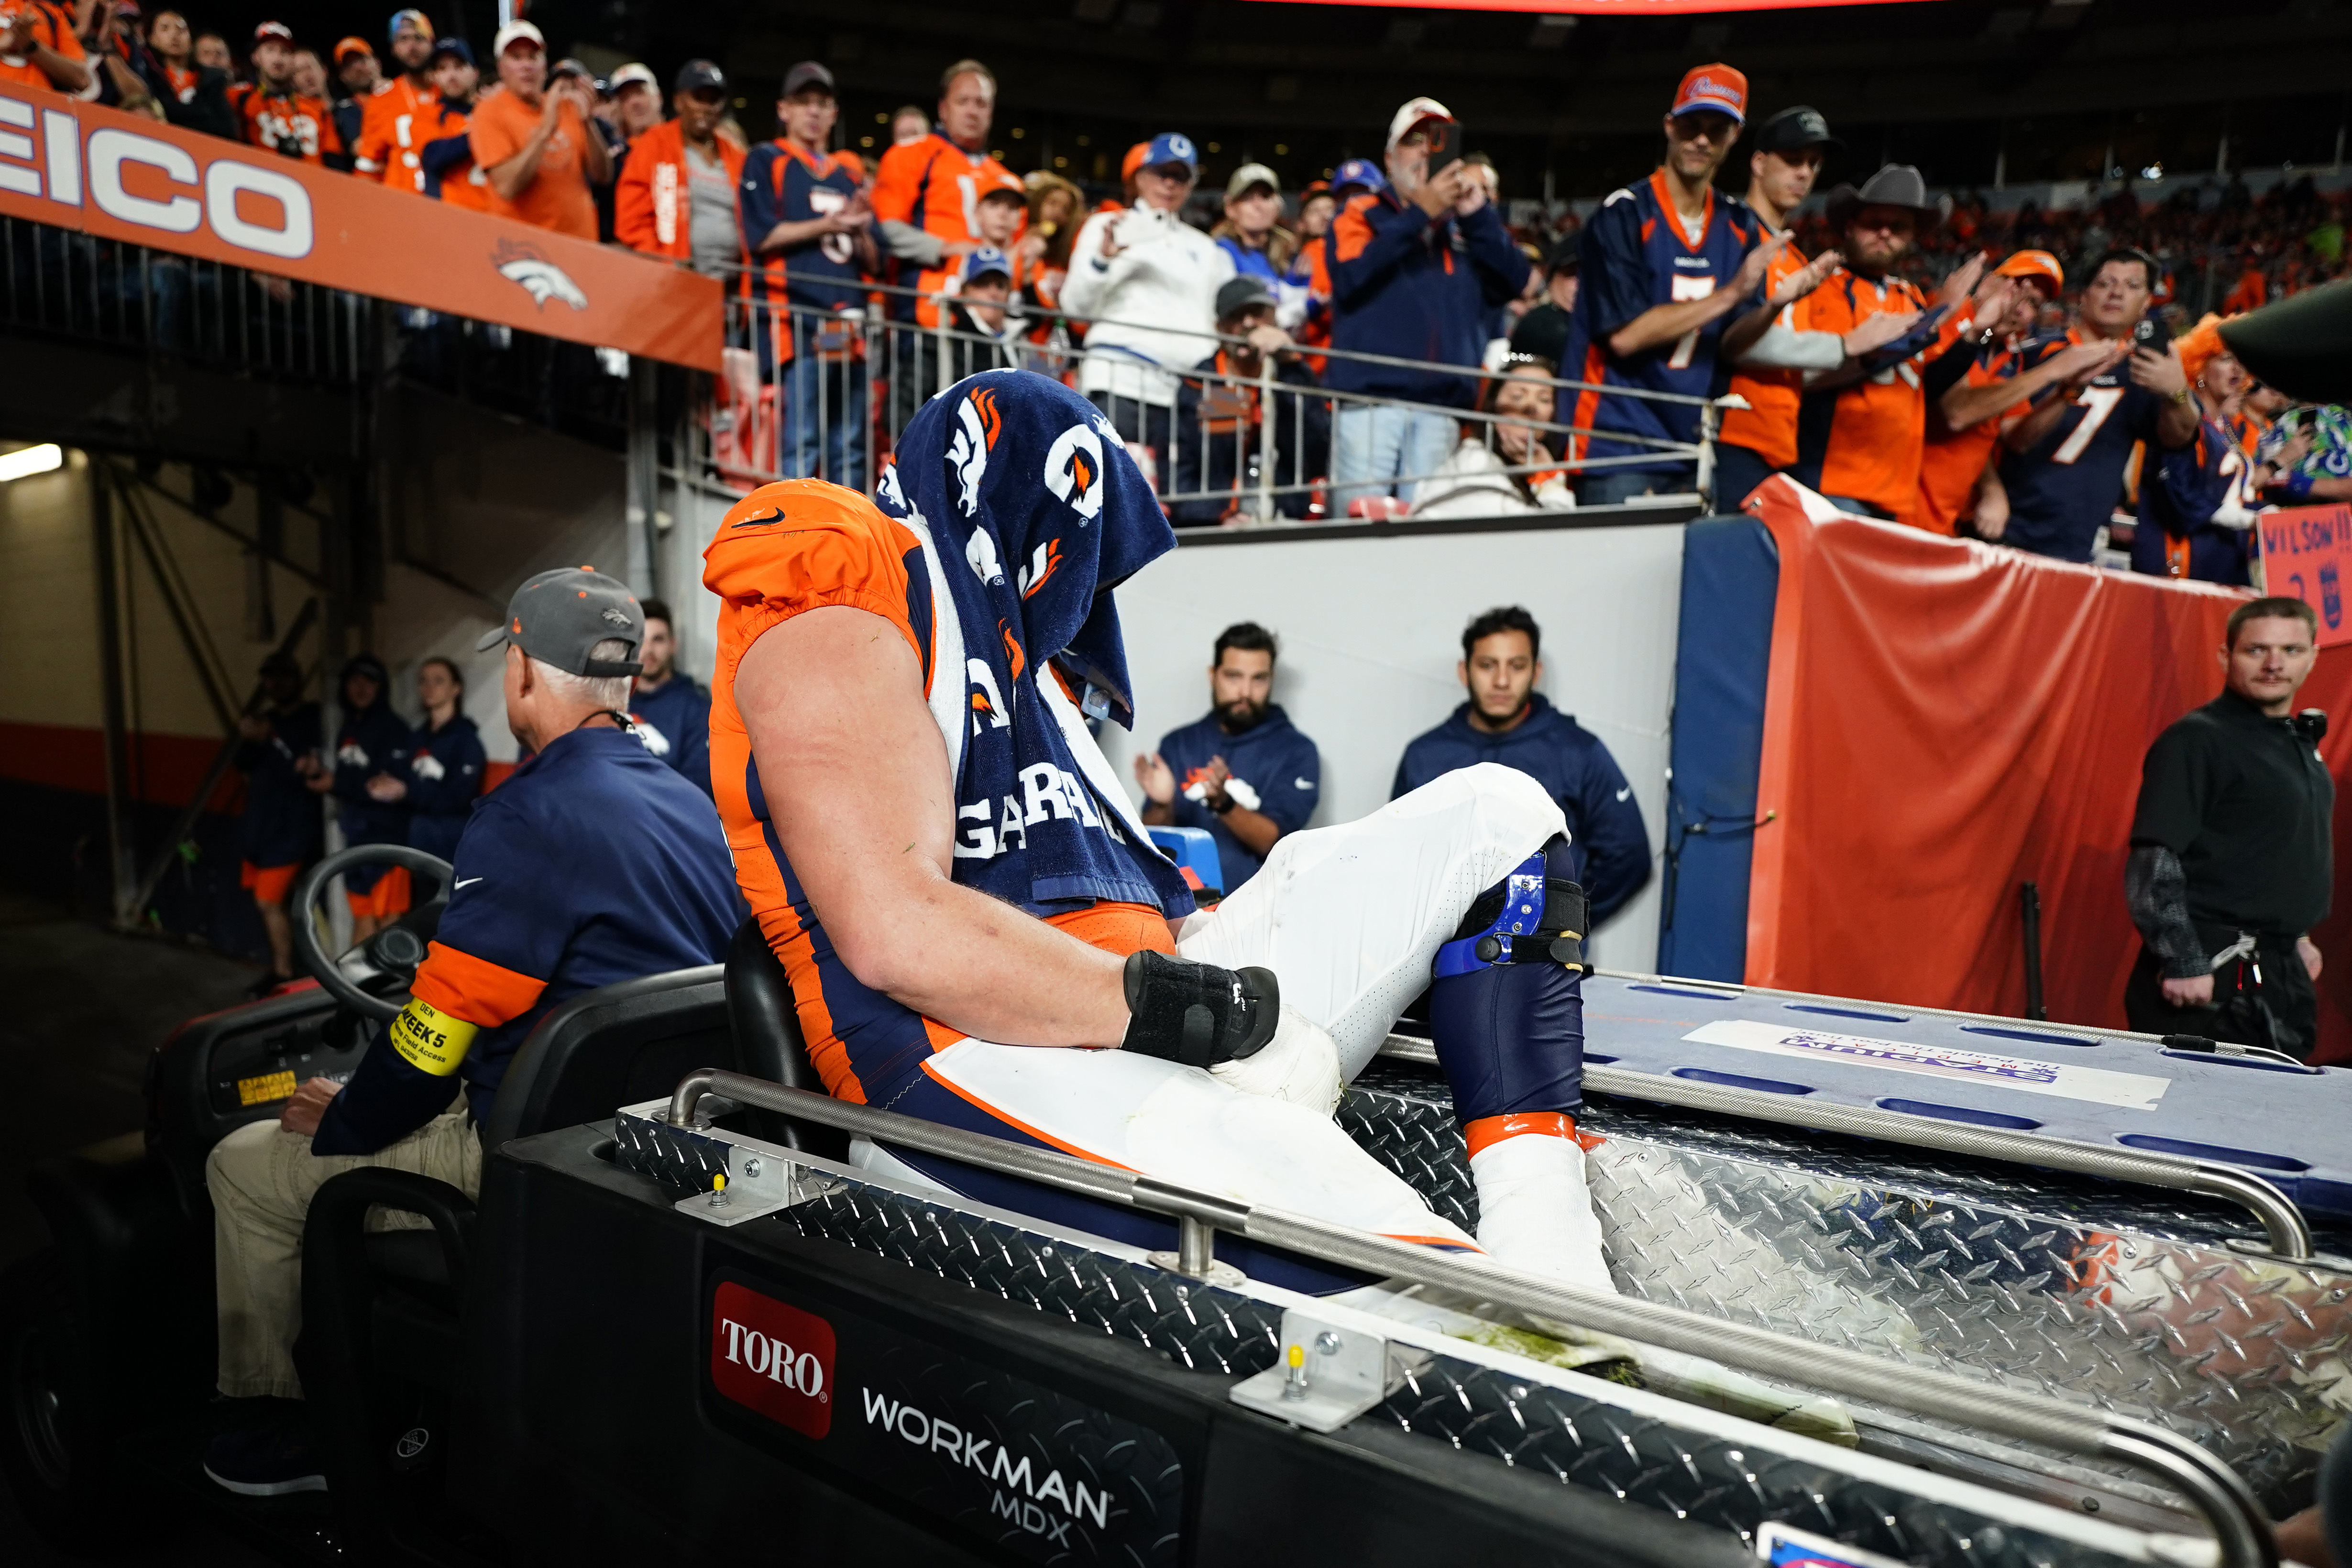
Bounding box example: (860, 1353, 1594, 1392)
(711, 1281, 835, 1438)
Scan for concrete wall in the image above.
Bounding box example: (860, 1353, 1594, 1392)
(1096, 520, 1686, 969)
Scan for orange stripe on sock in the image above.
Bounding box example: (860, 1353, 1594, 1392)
(1463, 1111, 1578, 1160)
(916, 1057, 1139, 1172)
(1379, 1233, 1487, 1253)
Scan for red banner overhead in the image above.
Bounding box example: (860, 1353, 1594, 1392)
(0, 82, 721, 371)
(1256, 0, 1937, 13)
(1742, 478, 2352, 1063)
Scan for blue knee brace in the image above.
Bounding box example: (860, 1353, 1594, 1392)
(1428, 837, 1587, 1125)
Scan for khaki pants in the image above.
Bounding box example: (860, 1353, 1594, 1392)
(206, 1110, 482, 1399)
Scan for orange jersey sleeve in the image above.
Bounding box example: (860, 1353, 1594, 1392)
(703, 479, 928, 691)
(868, 139, 931, 226)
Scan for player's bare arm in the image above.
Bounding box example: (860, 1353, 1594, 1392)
(736, 603, 1132, 1049)
(1608, 232, 1785, 358)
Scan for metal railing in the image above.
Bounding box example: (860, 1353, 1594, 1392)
(0, 213, 631, 451)
(2, 212, 367, 383)
(656, 1065, 2277, 1568)
(702, 271, 1723, 522)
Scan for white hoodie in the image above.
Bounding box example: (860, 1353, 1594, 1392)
(1058, 203, 1235, 410)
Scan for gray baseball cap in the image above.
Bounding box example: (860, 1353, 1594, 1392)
(476, 567, 645, 677)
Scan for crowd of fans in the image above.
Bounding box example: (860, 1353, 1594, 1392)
(11, 9, 2350, 570)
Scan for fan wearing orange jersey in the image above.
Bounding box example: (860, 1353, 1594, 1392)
(352, 10, 438, 194)
(870, 58, 1022, 329)
(1914, 251, 2110, 537)
(415, 38, 491, 210)
(0, 0, 89, 95)
(1715, 107, 1862, 510)
(231, 22, 342, 165)
(1780, 166, 1989, 523)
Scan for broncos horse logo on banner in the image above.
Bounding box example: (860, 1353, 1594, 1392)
(948, 386, 1005, 517)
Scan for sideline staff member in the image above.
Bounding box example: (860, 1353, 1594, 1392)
(2125, 597, 2331, 1058)
(626, 598, 713, 796)
(1394, 606, 1651, 925)
(1133, 622, 1320, 895)
(308, 655, 412, 940)
(203, 569, 741, 1495)
(234, 653, 323, 992)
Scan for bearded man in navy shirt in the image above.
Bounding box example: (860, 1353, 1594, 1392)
(626, 598, 713, 797)
(1394, 606, 1650, 925)
(1133, 622, 1320, 895)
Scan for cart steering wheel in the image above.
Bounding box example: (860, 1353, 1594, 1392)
(288, 844, 455, 1022)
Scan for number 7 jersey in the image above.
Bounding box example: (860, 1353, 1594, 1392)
(1565, 169, 1759, 476)
(1995, 328, 2172, 562)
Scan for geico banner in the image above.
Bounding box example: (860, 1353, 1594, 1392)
(0, 85, 722, 372)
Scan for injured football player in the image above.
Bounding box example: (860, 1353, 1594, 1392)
(703, 370, 1611, 1293)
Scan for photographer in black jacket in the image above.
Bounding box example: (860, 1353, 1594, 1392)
(2125, 596, 2332, 1057)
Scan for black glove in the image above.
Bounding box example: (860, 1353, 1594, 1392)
(1120, 950, 1280, 1070)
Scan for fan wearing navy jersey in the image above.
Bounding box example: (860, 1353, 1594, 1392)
(2132, 316, 2258, 586)
(1995, 250, 2198, 562)
(1567, 64, 1779, 506)
(742, 61, 878, 487)
(1133, 623, 1321, 897)
(203, 570, 740, 1492)
(626, 598, 713, 796)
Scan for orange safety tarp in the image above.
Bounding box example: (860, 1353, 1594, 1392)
(1743, 478, 2352, 1063)
(0, 81, 721, 371)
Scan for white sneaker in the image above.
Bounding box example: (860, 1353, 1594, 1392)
(1470, 1129, 1616, 1294)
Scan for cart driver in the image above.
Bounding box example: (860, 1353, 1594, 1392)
(708, 372, 1610, 1299)
(202, 569, 742, 1498)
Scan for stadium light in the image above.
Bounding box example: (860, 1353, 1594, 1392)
(0, 444, 63, 483)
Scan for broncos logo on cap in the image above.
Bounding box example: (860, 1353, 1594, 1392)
(947, 385, 1004, 517)
(1042, 422, 1107, 522)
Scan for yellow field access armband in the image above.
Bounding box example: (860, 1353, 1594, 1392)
(390, 997, 479, 1077)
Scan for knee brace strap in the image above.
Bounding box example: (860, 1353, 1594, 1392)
(1434, 843, 1589, 981)
(1120, 950, 1281, 1070)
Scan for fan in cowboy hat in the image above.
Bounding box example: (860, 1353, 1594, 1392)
(1823, 164, 1953, 231)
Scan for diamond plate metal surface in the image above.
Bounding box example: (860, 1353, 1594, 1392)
(1341, 1061, 2352, 1509)
(1383, 1351, 2108, 1568)
(608, 1108, 2150, 1568)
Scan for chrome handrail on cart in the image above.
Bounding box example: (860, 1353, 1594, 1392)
(1371, 1033, 2316, 1261)
(662, 1066, 2277, 1568)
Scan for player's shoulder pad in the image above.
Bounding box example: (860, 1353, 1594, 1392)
(702, 479, 913, 609)
(1600, 186, 1638, 208)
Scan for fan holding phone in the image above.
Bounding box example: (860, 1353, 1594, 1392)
(1322, 97, 1535, 515)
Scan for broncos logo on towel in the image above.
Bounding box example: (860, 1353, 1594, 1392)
(947, 386, 1004, 517)
(1043, 422, 1107, 522)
